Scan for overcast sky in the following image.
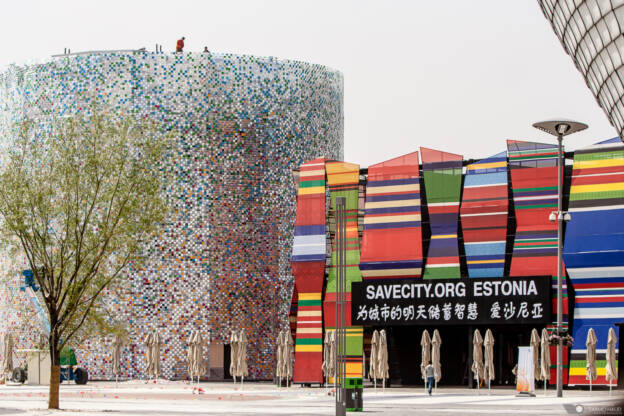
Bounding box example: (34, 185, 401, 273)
(0, 0, 617, 167)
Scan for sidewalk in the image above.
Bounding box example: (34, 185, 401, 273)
(0, 381, 622, 415)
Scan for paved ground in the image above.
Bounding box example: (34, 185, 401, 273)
(0, 381, 623, 415)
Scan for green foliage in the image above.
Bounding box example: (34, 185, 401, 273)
(0, 105, 172, 352)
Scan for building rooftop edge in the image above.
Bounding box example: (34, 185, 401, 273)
(1, 50, 344, 78)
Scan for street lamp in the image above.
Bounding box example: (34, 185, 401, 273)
(532, 119, 587, 398)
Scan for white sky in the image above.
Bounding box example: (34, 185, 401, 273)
(0, 0, 618, 167)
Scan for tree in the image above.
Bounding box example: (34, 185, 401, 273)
(0, 107, 171, 408)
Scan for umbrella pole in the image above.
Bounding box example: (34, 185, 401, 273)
(374, 378, 376, 393)
(544, 380, 547, 396)
(609, 380, 612, 396)
(115, 375, 118, 389)
(589, 377, 592, 392)
(477, 369, 480, 395)
(383, 378, 385, 391)
(241, 375, 244, 390)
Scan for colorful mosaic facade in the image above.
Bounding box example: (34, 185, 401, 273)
(0, 51, 343, 380)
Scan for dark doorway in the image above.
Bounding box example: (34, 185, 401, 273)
(376, 324, 544, 387)
(224, 344, 232, 380)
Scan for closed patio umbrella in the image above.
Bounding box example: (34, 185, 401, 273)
(605, 327, 617, 395)
(321, 329, 331, 387)
(2, 333, 13, 382)
(471, 329, 483, 394)
(276, 330, 284, 387)
(484, 329, 495, 393)
(190, 331, 204, 386)
(111, 334, 122, 386)
(143, 333, 154, 381)
(282, 329, 294, 387)
(530, 329, 541, 383)
(369, 330, 379, 390)
(378, 329, 389, 390)
(328, 329, 337, 392)
(586, 328, 597, 391)
(432, 329, 442, 392)
(540, 328, 551, 395)
(420, 329, 431, 393)
(151, 332, 162, 380)
(237, 329, 249, 387)
(187, 331, 197, 383)
(229, 331, 239, 383)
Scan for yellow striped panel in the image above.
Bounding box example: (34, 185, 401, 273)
(325, 162, 359, 175)
(299, 292, 322, 300)
(467, 259, 505, 265)
(299, 169, 325, 177)
(365, 199, 420, 209)
(573, 158, 624, 170)
(569, 367, 607, 376)
(298, 186, 325, 195)
(364, 214, 421, 224)
(326, 172, 359, 186)
(467, 161, 506, 170)
(345, 362, 363, 377)
(570, 182, 624, 194)
(296, 327, 322, 334)
(295, 345, 323, 353)
(298, 310, 322, 317)
(361, 268, 422, 277)
(366, 184, 418, 194)
(431, 234, 458, 239)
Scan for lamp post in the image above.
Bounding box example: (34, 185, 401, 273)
(532, 119, 587, 398)
(335, 196, 347, 416)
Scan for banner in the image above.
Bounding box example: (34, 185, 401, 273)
(351, 277, 551, 325)
(516, 346, 535, 394)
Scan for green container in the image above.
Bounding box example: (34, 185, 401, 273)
(344, 377, 363, 389)
(60, 347, 77, 366)
(345, 387, 363, 412)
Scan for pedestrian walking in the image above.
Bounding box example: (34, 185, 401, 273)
(176, 37, 185, 52)
(425, 363, 435, 395)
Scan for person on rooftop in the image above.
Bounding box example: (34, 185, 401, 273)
(176, 37, 185, 53)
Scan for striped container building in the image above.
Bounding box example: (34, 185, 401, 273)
(421, 148, 463, 279)
(291, 158, 327, 384)
(323, 161, 364, 384)
(359, 151, 423, 280)
(507, 139, 569, 382)
(460, 151, 509, 278)
(563, 138, 623, 386)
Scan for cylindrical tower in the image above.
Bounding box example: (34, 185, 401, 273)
(0, 51, 343, 380)
(538, 1, 624, 141)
